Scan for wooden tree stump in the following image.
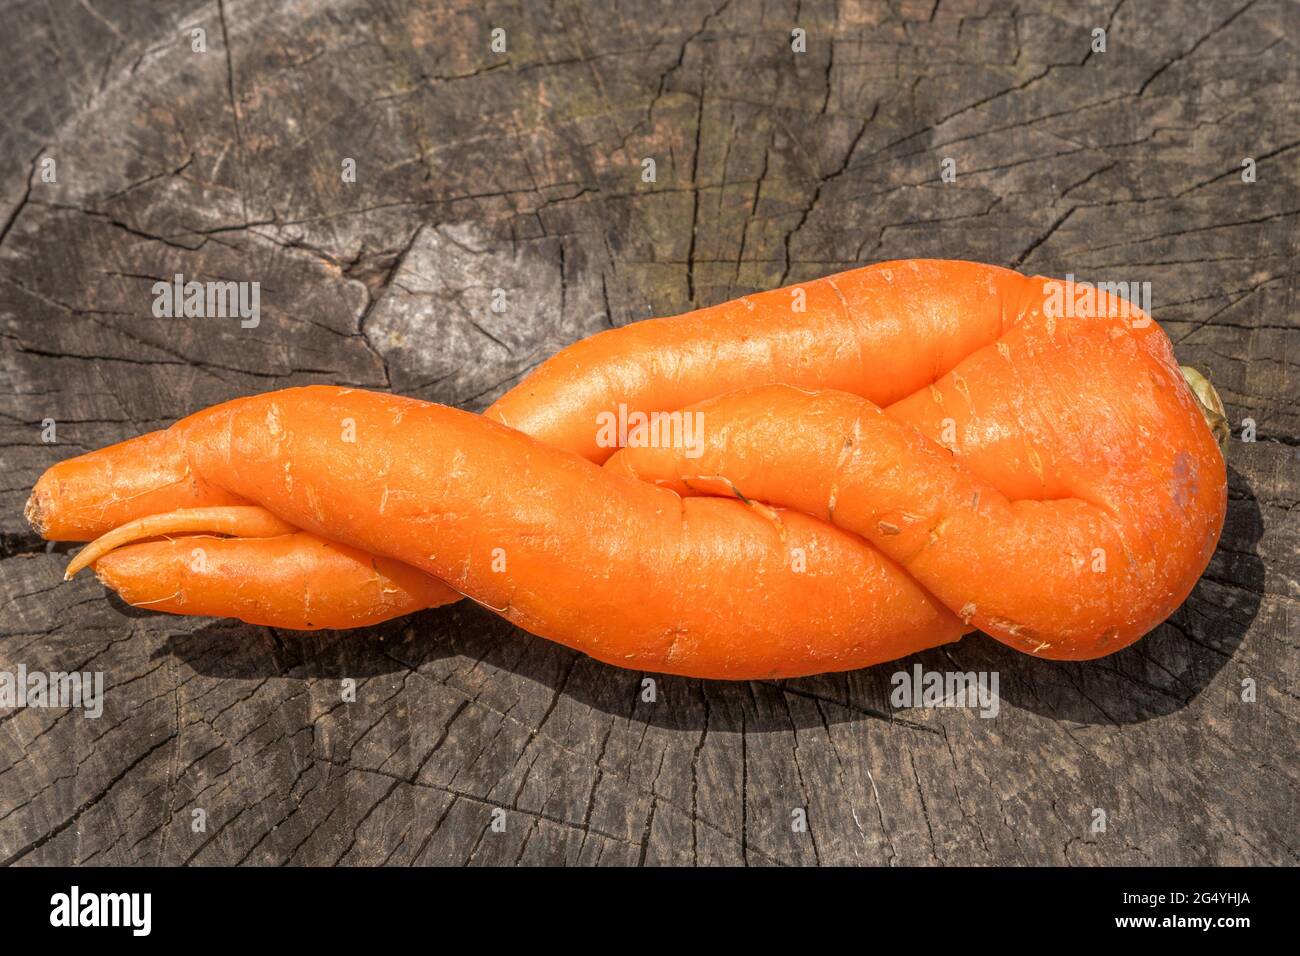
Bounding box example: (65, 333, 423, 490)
(0, 0, 1295, 865)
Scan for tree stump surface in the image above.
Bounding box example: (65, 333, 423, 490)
(0, 0, 1295, 865)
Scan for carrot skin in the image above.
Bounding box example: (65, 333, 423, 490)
(26, 427, 247, 541)
(485, 259, 1031, 459)
(94, 532, 460, 630)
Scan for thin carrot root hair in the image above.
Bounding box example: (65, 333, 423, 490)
(64, 506, 298, 579)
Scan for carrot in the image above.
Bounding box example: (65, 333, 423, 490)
(94, 530, 460, 630)
(25, 259, 1227, 678)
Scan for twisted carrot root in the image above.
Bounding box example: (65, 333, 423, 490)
(25, 260, 1227, 679)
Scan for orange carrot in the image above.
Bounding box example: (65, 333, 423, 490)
(95, 530, 459, 630)
(26, 259, 1227, 678)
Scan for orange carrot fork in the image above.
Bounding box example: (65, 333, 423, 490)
(26, 406, 465, 632)
(56, 504, 459, 630)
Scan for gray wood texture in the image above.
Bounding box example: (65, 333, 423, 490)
(0, 0, 1296, 866)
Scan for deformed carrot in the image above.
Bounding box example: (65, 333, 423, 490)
(25, 259, 1228, 678)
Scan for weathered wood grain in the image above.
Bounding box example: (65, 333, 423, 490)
(0, 0, 1296, 865)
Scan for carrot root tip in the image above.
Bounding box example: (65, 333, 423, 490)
(24, 491, 47, 537)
